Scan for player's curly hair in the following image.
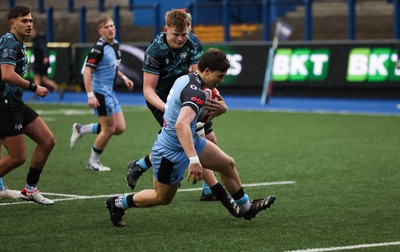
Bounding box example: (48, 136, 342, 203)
(165, 9, 190, 32)
(198, 48, 230, 72)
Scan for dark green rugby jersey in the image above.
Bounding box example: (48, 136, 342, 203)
(0, 32, 28, 108)
(142, 32, 203, 102)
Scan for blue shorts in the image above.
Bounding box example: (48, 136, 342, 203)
(93, 91, 122, 117)
(151, 134, 206, 185)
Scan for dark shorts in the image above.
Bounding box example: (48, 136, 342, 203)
(203, 121, 213, 135)
(0, 104, 39, 138)
(146, 101, 164, 127)
(33, 63, 49, 76)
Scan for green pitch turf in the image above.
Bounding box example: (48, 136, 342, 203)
(1, 104, 399, 252)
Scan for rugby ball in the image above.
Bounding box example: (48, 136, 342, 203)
(198, 87, 220, 123)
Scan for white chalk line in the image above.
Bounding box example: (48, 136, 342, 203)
(286, 241, 400, 252)
(0, 181, 295, 206)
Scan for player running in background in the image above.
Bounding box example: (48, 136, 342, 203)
(126, 10, 236, 214)
(106, 48, 276, 227)
(0, 5, 55, 205)
(69, 16, 134, 171)
(30, 27, 64, 99)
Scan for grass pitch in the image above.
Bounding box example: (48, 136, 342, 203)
(1, 103, 399, 252)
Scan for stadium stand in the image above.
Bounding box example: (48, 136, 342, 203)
(0, 0, 396, 43)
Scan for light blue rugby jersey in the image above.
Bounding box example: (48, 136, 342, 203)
(157, 73, 207, 151)
(85, 37, 121, 95)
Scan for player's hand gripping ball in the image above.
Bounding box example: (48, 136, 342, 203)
(198, 87, 220, 123)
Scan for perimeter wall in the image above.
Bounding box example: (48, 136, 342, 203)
(26, 39, 400, 98)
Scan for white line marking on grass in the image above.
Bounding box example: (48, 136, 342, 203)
(180, 181, 296, 192)
(41, 117, 57, 121)
(0, 180, 295, 206)
(286, 241, 400, 252)
(243, 181, 296, 187)
(35, 107, 148, 116)
(36, 109, 93, 115)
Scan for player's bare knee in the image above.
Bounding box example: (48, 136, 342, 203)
(114, 127, 125, 135)
(226, 156, 235, 172)
(42, 136, 55, 151)
(108, 127, 116, 136)
(11, 155, 26, 167)
(102, 128, 115, 138)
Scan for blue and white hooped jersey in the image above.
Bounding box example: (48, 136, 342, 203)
(157, 73, 207, 151)
(85, 37, 121, 95)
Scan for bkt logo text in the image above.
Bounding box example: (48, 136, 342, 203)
(272, 48, 330, 82)
(347, 47, 400, 82)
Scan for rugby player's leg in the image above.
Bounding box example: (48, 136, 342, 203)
(106, 178, 179, 227)
(21, 116, 55, 205)
(0, 142, 19, 198)
(0, 135, 26, 177)
(113, 111, 126, 135)
(87, 115, 114, 171)
(198, 123, 218, 200)
(200, 140, 275, 220)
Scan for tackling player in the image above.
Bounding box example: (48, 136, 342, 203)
(125, 9, 239, 217)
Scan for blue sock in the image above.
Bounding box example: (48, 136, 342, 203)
(91, 123, 99, 134)
(122, 194, 130, 209)
(0, 177, 3, 190)
(137, 157, 149, 170)
(202, 181, 213, 195)
(234, 194, 249, 207)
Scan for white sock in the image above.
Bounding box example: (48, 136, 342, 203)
(115, 196, 125, 209)
(239, 201, 252, 213)
(89, 147, 101, 164)
(235, 194, 252, 213)
(25, 184, 37, 193)
(80, 123, 98, 135)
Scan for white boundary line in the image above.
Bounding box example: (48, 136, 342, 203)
(286, 241, 400, 252)
(0, 181, 295, 206)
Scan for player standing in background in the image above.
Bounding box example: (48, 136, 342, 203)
(125, 9, 240, 217)
(69, 16, 134, 171)
(30, 27, 64, 99)
(106, 48, 276, 227)
(0, 5, 55, 205)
